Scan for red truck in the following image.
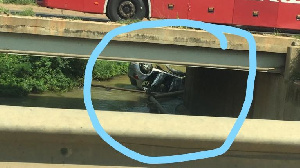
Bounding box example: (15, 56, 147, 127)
(37, 0, 300, 30)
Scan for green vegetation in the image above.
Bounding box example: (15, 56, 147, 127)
(293, 35, 300, 40)
(270, 28, 281, 36)
(0, 54, 129, 97)
(93, 61, 129, 80)
(1, 0, 35, 5)
(18, 7, 34, 16)
(0, 6, 36, 16)
(0, 1, 129, 97)
(116, 19, 143, 25)
(0, 6, 9, 14)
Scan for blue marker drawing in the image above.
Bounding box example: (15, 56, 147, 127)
(83, 19, 257, 164)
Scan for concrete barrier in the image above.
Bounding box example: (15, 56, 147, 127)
(0, 15, 299, 53)
(0, 105, 299, 167)
(0, 15, 292, 72)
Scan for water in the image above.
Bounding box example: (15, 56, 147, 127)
(0, 75, 184, 114)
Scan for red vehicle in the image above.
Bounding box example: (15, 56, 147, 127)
(37, 0, 300, 30)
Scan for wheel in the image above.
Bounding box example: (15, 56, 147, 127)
(139, 63, 153, 74)
(106, 0, 146, 21)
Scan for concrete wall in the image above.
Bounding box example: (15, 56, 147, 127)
(0, 105, 300, 168)
(184, 47, 300, 120)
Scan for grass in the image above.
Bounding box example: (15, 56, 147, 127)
(293, 35, 300, 40)
(17, 8, 35, 16)
(1, 0, 35, 5)
(17, 7, 35, 16)
(0, 6, 9, 14)
(0, 6, 35, 16)
(116, 19, 143, 25)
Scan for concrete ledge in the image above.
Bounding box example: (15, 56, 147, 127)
(0, 105, 299, 154)
(1, 105, 300, 167)
(0, 15, 298, 53)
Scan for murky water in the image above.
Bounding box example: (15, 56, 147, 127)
(0, 75, 184, 114)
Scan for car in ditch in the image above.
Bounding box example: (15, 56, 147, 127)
(128, 62, 185, 93)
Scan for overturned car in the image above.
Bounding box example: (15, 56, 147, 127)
(128, 62, 185, 93)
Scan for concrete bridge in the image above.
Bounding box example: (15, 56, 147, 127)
(0, 15, 299, 120)
(0, 15, 300, 167)
(0, 15, 297, 72)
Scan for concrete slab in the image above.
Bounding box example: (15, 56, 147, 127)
(0, 15, 299, 53)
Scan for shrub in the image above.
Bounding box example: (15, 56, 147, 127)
(93, 60, 129, 80)
(0, 54, 129, 96)
(0, 54, 77, 96)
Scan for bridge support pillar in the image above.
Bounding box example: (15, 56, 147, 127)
(285, 45, 300, 81)
(184, 67, 248, 118)
(184, 66, 300, 120)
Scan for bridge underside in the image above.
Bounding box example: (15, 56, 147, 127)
(0, 32, 285, 73)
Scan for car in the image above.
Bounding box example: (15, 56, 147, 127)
(128, 62, 185, 93)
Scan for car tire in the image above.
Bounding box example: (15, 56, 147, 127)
(107, 0, 146, 21)
(139, 63, 153, 74)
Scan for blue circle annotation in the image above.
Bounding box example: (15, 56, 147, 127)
(83, 19, 257, 164)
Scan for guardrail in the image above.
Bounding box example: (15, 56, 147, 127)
(0, 105, 299, 167)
